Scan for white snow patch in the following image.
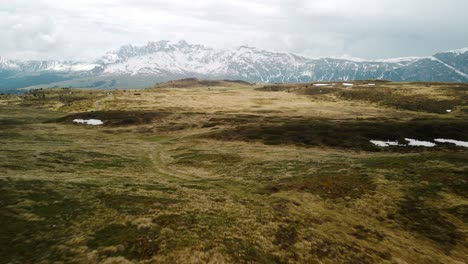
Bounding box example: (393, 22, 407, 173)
(73, 119, 104, 126)
(446, 109, 452, 113)
(70, 64, 99, 71)
(370, 140, 403, 147)
(313, 83, 329, 86)
(375, 57, 423, 63)
(342, 83, 353, 86)
(368, 83, 376, 86)
(404, 138, 436, 147)
(434, 139, 468, 148)
(301, 71, 312, 77)
(445, 47, 468, 55)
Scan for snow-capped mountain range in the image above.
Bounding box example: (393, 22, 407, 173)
(1, 40, 467, 91)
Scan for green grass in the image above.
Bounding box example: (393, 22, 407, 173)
(88, 224, 161, 260)
(272, 173, 376, 199)
(172, 150, 242, 166)
(398, 188, 462, 249)
(98, 193, 181, 214)
(337, 86, 463, 114)
(222, 237, 282, 263)
(0, 179, 93, 263)
(1, 83, 467, 263)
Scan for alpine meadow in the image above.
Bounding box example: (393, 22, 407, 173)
(1, 1, 467, 263)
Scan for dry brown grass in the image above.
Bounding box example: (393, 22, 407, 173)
(1, 81, 467, 263)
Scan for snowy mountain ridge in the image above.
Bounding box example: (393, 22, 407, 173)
(1, 40, 467, 90)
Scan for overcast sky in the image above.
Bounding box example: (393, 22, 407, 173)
(1, 0, 467, 61)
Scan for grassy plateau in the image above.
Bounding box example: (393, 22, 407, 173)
(0, 80, 467, 263)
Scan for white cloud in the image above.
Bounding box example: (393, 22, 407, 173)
(1, 0, 467, 60)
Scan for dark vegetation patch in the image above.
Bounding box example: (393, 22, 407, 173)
(153, 78, 251, 88)
(223, 79, 252, 85)
(172, 150, 242, 166)
(36, 150, 135, 171)
(156, 122, 198, 132)
(362, 152, 467, 197)
(309, 238, 390, 263)
(0, 118, 28, 126)
(270, 199, 291, 221)
(98, 193, 181, 214)
(0, 131, 22, 140)
(223, 238, 282, 264)
(256, 82, 340, 93)
(180, 184, 211, 190)
(447, 84, 468, 92)
(397, 187, 463, 249)
(1, 149, 136, 172)
(272, 173, 376, 199)
(239, 160, 317, 184)
(0, 106, 63, 127)
(55, 110, 170, 126)
(154, 212, 233, 236)
(151, 212, 235, 252)
(256, 82, 380, 95)
(125, 183, 177, 193)
(202, 114, 266, 128)
(360, 152, 467, 249)
(208, 119, 468, 151)
(351, 225, 385, 242)
(274, 225, 298, 249)
(447, 205, 468, 222)
(0, 179, 91, 263)
(87, 224, 160, 260)
(20, 88, 102, 108)
(256, 84, 297, 92)
(257, 83, 341, 95)
(302, 86, 339, 95)
(337, 87, 463, 114)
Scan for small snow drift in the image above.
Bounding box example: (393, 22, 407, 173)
(313, 84, 329, 87)
(446, 109, 452, 113)
(404, 138, 436, 147)
(342, 83, 354, 86)
(370, 140, 402, 147)
(434, 139, 468, 148)
(73, 119, 104, 126)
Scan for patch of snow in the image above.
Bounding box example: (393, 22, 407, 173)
(329, 55, 368, 62)
(0, 56, 20, 70)
(375, 57, 423, 63)
(73, 119, 104, 126)
(301, 70, 312, 77)
(368, 83, 376, 86)
(370, 140, 403, 147)
(45, 62, 99, 72)
(313, 83, 329, 86)
(70, 64, 99, 71)
(446, 109, 452, 113)
(404, 138, 436, 147)
(445, 47, 468, 55)
(342, 83, 353, 86)
(434, 139, 468, 148)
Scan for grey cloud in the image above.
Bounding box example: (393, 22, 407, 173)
(1, 0, 467, 60)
